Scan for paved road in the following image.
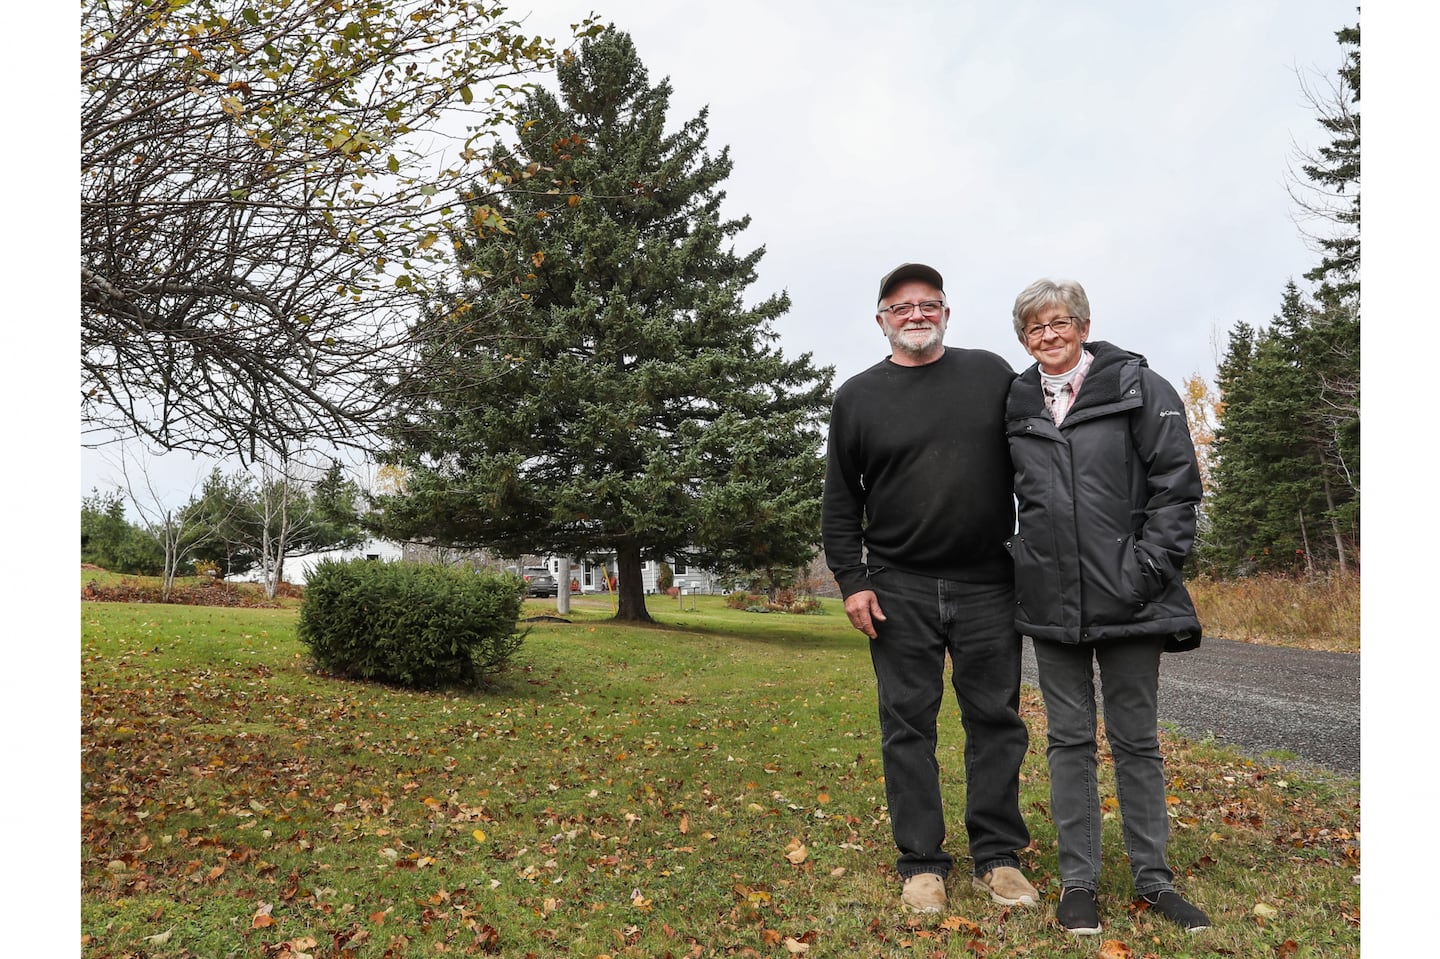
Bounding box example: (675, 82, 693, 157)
(1020, 635, 1359, 778)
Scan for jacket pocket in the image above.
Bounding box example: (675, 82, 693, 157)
(1122, 535, 1166, 604)
(1006, 536, 1049, 625)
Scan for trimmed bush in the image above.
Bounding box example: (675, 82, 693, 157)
(297, 559, 526, 689)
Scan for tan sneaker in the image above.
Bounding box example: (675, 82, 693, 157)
(972, 866, 1039, 907)
(901, 872, 947, 913)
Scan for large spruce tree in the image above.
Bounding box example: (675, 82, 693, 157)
(375, 28, 834, 621)
(1202, 21, 1360, 576)
(1300, 23, 1360, 306)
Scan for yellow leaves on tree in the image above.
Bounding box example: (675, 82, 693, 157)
(1183, 373, 1221, 492)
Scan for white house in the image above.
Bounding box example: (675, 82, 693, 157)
(529, 553, 724, 595)
(264, 537, 405, 586)
(235, 539, 724, 593)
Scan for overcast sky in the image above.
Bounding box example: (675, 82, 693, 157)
(77, 0, 1362, 501)
(503, 0, 1358, 393)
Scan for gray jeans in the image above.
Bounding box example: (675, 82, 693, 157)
(1031, 636, 1175, 896)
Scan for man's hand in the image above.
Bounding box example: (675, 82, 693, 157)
(844, 589, 886, 639)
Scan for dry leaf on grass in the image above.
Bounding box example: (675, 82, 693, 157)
(1097, 940, 1134, 959)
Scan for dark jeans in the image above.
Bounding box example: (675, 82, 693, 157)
(1030, 636, 1174, 896)
(865, 567, 1031, 878)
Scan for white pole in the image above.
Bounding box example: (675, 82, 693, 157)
(557, 556, 571, 614)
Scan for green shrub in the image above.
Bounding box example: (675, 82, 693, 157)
(297, 559, 526, 688)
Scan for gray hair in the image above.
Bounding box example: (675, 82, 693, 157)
(1011, 278, 1091, 340)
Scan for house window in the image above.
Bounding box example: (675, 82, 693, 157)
(673, 560, 688, 575)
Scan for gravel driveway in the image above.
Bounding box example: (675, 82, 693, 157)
(1020, 635, 1359, 778)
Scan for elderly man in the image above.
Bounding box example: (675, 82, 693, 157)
(822, 263, 1037, 914)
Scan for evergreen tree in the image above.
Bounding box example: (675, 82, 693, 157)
(1299, 23, 1360, 305)
(1202, 20, 1360, 576)
(1205, 284, 1358, 574)
(186, 468, 261, 577)
(81, 489, 166, 575)
(186, 462, 365, 586)
(1295, 23, 1360, 563)
(375, 28, 834, 621)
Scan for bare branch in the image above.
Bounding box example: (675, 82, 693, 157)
(81, 0, 596, 459)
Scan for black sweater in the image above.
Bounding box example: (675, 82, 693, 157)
(822, 347, 1017, 597)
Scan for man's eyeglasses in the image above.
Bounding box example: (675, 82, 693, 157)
(1024, 316, 1080, 340)
(880, 300, 945, 319)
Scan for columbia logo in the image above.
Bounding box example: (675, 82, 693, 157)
(1158, 410, 1182, 417)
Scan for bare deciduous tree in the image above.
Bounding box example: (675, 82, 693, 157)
(81, 0, 596, 459)
(109, 451, 219, 600)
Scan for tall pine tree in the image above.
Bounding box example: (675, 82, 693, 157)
(1300, 23, 1360, 306)
(1202, 20, 1359, 576)
(375, 28, 834, 621)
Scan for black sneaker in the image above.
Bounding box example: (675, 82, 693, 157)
(1140, 891, 1210, 932)
(1056, 887, 1101, 935)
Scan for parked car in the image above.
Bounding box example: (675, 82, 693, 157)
(521, 566, 557, 598)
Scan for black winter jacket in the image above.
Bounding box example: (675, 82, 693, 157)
(1004, 341, 1203, 649)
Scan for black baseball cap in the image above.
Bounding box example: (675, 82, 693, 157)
(877, 263, 944, 304)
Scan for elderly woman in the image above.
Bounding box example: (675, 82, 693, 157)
(1003, 278, 1209, 936)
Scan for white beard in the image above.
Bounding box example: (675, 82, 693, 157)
(887, 319, 946, 358)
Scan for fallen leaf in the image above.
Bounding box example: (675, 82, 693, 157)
(472, 829, 487, 842)
(1097, 940, 1133, 959)
(143, 928, 174, 945)
(1254, 902, 1279, 919)
(251, 903, 275, 929)
(782, 937, 810, 954)
(941, 915, 981, 935)
(784, 838, 808, 864)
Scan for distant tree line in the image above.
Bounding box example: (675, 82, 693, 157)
(1193, 22, 1359, 577)
(82, 461, 364, 599)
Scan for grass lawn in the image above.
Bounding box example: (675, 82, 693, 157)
(81, 592, 1359, 958)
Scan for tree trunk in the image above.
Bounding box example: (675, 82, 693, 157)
(160, 511, 179, 602)
(1320, 466, 1350, 574)
(613, 542, 652, 622)
(1297, 508, 1314, 576)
